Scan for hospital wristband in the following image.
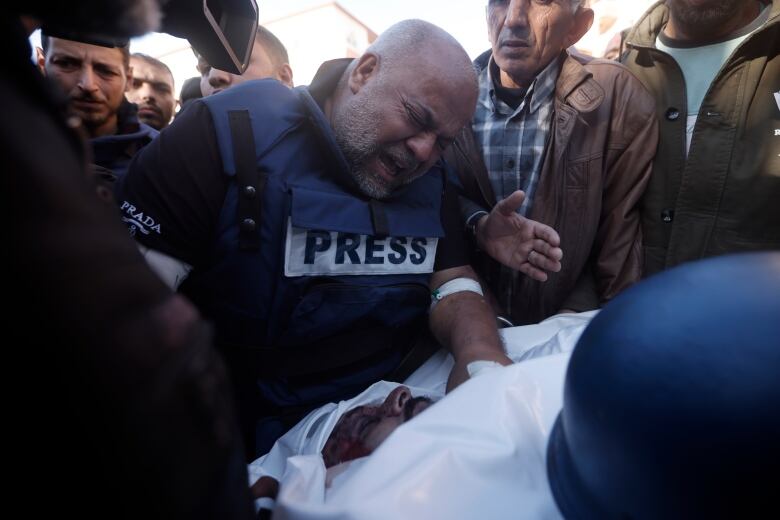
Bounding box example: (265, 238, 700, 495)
(430, 277, 484, 310)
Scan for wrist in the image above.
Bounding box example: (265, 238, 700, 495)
(466, 212, 488, 247)
(455, 345, 509, 366)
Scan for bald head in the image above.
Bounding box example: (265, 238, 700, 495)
(364, 19, 478, 100)
(329, 20, 478, 200)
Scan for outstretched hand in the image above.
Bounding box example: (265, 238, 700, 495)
(476, 190, 563, 282)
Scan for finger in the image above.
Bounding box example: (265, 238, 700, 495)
(518, 261, 549, 282)
(533, 222, 561, 247)
(532, 238, 564, 263)
(495, 190, 526, 217)
(526, 246, 562, 273)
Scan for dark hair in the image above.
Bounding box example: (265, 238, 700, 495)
(190, 26, 289, 71)
(255, 26, 289, 68)
(179, 76, 202, 104)
(41, 34, 131, 70)
(131, 53, 174, 84)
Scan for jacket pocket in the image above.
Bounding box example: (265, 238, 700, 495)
(279, 280, 430, 348)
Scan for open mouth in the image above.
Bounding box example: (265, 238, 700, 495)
(378, 153, 402, 180)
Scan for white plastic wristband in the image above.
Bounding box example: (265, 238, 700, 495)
(430, 277, 484, 311)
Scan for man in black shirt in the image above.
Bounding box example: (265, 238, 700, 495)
(118, 19, 560, 456)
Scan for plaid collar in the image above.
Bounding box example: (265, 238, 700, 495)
(480, 55, 560, 118)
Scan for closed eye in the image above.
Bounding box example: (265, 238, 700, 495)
(404, 101, 426, 128)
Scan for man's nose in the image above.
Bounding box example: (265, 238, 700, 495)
(208, 68, 233, 89)
(382, 386, 411, 416)
(505, 0, 530, 29)
(78, 66, 98, 92)
(406, 132, 438, 164)
(138, 83, 155, 102)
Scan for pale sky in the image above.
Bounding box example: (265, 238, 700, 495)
(34, 1, 657, 92)
(132, 0, 492, 61)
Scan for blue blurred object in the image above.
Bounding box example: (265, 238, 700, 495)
(547, 252, 780, 519)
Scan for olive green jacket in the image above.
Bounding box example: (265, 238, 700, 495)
(621, 0, 780, 276)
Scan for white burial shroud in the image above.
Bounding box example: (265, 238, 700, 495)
(249, 311, 597, 520)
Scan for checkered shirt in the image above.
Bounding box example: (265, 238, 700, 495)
(471, 55, 559, 217)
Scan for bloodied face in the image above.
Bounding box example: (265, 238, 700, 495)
(321, 386, 434, 468)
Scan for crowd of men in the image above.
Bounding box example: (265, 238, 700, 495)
(7, 0, 778, 517)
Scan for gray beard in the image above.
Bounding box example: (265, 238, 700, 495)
(332, 94, 390, 200)
(668, 0, 744, 29)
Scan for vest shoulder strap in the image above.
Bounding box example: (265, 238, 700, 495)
(228, 110, 265, 251)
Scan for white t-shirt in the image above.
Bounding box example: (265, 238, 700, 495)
(656, 6, 770, 154)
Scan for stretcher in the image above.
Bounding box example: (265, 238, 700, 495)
(249, 311, 597, 519)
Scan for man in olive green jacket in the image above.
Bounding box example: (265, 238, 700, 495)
(622, 0, 780, 277)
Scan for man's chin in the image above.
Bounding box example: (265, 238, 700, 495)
(353, 174, 394, 200)
(75, 112, 110, 130)
(138, 115, 161, 128)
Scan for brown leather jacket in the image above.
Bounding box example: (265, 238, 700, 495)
(446, 50, 658, 325)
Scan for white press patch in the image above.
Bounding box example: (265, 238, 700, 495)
(775, 91, 780, 112)
(284, 220, 438, 277)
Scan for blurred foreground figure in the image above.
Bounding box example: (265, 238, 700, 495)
(4, 1, 254, 518)
(548, 252, 780, 518)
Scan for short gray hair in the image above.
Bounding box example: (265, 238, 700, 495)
(366, 19, 477, 93)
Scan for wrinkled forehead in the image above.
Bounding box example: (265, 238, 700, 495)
(131, 58, 172, 81)
(394, 67, 477, 134)
(49, 38, 126, 66)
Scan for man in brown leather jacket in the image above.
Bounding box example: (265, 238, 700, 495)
(446, 0, 658, 325)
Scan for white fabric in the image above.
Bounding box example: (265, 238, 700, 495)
(137, 244, 192, 290)
(430, 277, 484, 310)
(248, 311, 597, 519)
(284, 220, 438, 277)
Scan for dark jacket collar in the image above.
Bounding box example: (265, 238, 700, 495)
(91, 98, 158, 145)
(297, 59, 365, 197)
(306, 58, 353, 112)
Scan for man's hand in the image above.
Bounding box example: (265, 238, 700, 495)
(476, 190, 563, 281)
(446, 349, 513, 393)
(251, 476, 280, 499)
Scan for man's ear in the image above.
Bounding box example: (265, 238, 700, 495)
(277, 63, 294, 88)
(125, 66, 133, 93)
(348, 52, 379, 94)
(565, 7, 595, 48)
(36, 47, 46, 74)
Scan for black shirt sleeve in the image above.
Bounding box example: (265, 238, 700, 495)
(115, 100, 228, 266)
(434, 177, 470, 271)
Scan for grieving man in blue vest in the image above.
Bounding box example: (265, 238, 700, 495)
(116, 19, 562, 457)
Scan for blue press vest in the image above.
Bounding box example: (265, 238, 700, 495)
(188, 79, 445, 382)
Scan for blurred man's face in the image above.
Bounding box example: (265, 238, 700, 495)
(331, 52, 475, 200)
(322, 386, 434, 468)
(126, 57, 175, 130)
(487, 0, 579, 87)
(667, 0, 744, 28)
(43, 38, 129, 138)
(198, 39, 287, 96)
